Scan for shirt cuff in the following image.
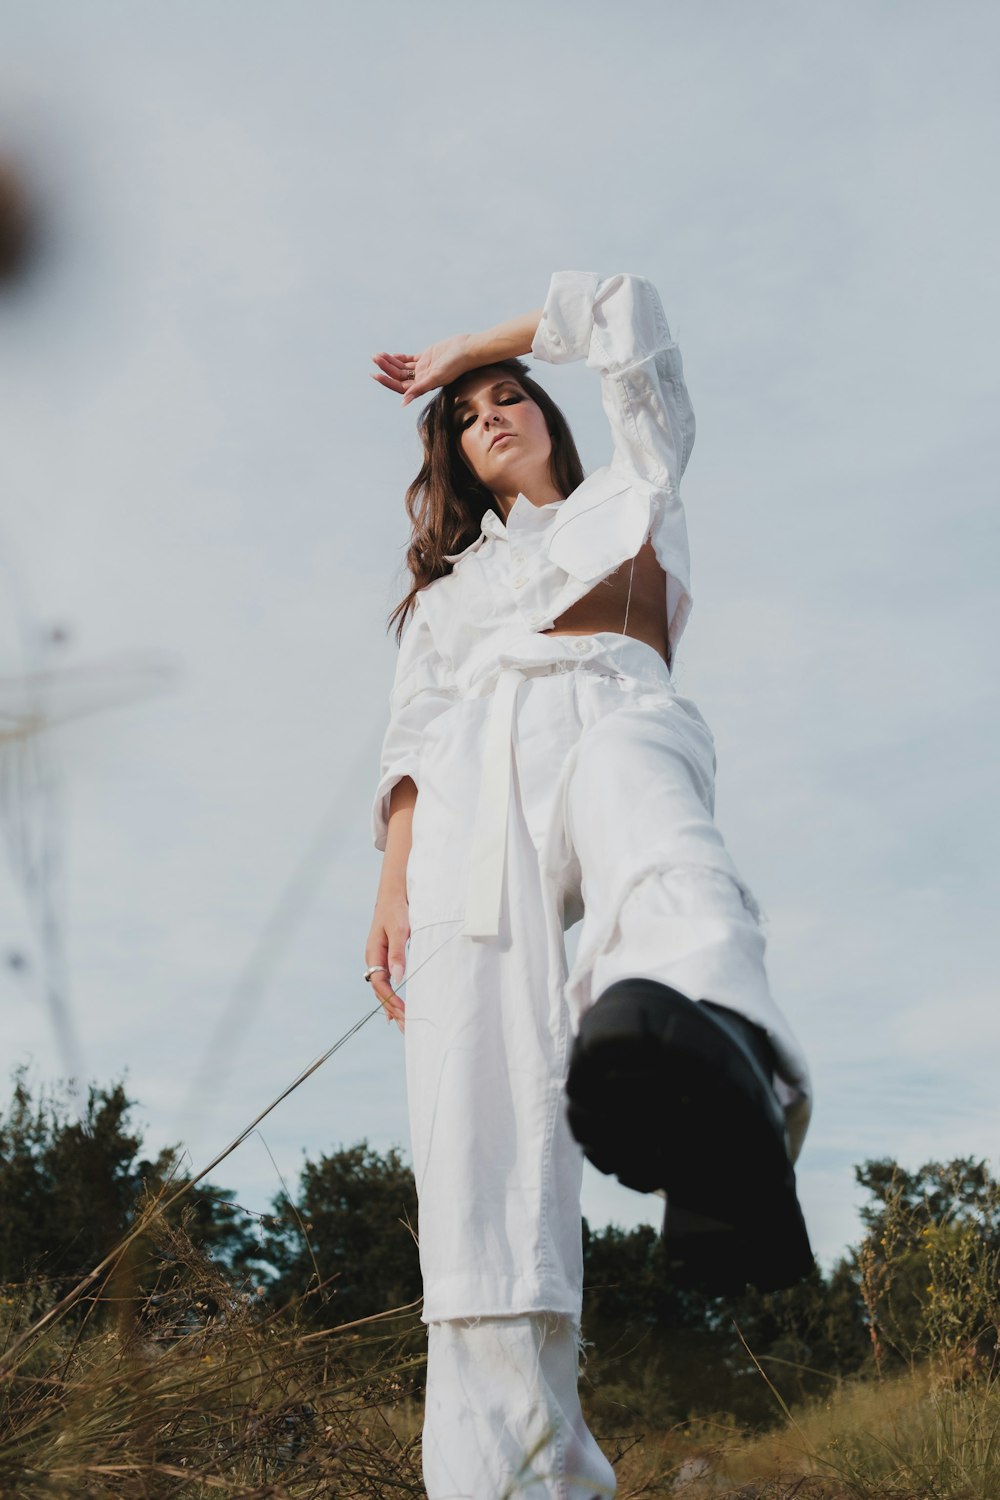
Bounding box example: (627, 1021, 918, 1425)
(531, 271, 601, 365)
(371, 761, 420, 852)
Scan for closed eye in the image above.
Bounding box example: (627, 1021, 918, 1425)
(456, 393, 523, 432)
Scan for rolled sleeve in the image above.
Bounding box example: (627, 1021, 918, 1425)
(587, 273, 676, 373)
(532, 269, 696, 491)
(371, 599, 458, 850)
(531, 271, 601, 364)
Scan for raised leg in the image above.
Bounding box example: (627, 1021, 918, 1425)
(558, 689, 813, 1291)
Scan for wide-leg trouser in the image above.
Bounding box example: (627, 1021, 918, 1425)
(401, 636, 811, 1499)
(422, 1315, 616, 1500)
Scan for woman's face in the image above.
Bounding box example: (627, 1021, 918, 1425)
(451, 367, 554, 504)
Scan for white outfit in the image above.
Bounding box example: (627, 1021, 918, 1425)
(372, 271, 812, 1498)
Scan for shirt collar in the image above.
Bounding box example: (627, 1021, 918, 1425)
(506, 493, 563, 532)
(442, 532, 488, 565)
(487, 495, 564, 538)
(480, 509, 507, 541)
(443, 496, 564, 563)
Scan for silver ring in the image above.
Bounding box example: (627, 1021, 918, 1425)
(364, 964, 388, 983)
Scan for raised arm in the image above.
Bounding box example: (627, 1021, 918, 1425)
(531, 271, 696, 492)
(371, 310, 543, 405)
(371, 272, 694, 495)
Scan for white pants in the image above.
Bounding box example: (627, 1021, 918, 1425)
(423, 1315, 616, 1500)
(402, 635, 811, 1497)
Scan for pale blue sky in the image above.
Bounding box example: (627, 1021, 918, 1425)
(2, 0, 998, 1270)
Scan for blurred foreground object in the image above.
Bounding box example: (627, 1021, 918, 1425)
(0, 154, 37, 285)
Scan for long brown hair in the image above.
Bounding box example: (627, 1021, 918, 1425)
(389, 358, 584, 641)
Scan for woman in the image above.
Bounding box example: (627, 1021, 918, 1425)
(366, 272, 813, 1500)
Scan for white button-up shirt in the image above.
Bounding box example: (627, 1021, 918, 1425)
(373, 269, 697, 849)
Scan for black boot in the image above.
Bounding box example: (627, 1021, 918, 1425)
(564, 978, 813, 1295)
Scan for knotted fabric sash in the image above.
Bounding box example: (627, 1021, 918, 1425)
(462, 666, 527, 939)
(459, 639, 673, 939)
(461, 657, 600, 938)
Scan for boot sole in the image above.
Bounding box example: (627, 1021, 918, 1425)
(565, 979, 814, 1294)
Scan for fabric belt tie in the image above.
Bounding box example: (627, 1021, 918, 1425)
(460, 647, 637, 937)
(462, 667, 528, 938)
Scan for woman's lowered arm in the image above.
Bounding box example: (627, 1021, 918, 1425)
(366, 776, 417, 1027)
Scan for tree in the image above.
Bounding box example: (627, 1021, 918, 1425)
(261, 1141, 421, 1329)
(579, 1218, 869, 1427)
(7, 1063, 993, 1421)
(0, 1071, 264, 1301)
(851, 1156, 1000, 1368)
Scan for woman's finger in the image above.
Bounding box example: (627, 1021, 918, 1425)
(371, 370, 407, 394)
(401, 376, 435, 406)
(369, 970, 405, 1024)
(365, 928, 404, 1022)
(385, 928, 408, 1030)
(374, 984, 405, 1021)
(387, 943, 407, 994)
(372, 352, 418, 378)
(371, 351, 422, 399)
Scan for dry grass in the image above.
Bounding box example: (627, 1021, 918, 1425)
(602, 1364, 999, 1499)
(3, 1207, 999, 1498)
(0, 1209, 427, 1498)
(2, 1124, 998, 1497)
(584, 1161, 1000, 1500)
(722, 1364, 1000, 1498)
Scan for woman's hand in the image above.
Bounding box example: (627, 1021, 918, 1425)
(365, 887, 409, 1032)
(371, 311, 542, 408)
(371, 333, 475, 407)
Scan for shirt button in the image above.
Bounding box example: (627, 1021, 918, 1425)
(512, 575, 527, 588)
(572, 638, 590, 655)
(512, 549, 525, 563)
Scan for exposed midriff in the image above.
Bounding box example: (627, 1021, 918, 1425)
(544, 540, 670, 666)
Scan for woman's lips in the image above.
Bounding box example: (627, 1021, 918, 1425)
(489, 432, 514, 450)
